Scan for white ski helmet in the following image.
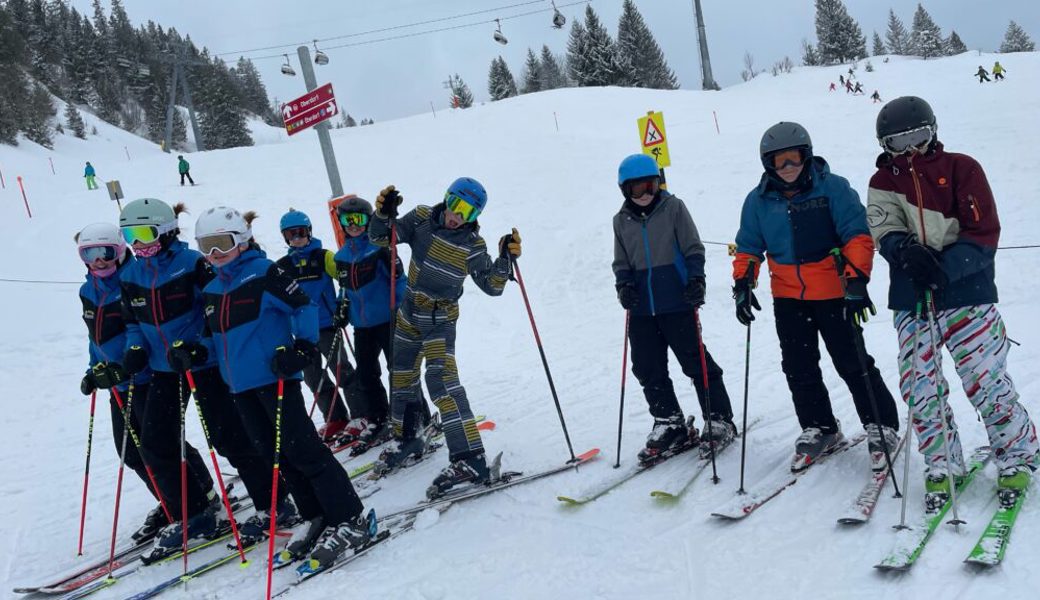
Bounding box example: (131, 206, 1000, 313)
(76, 222, 126, 256)
(194, 206, 252, 255)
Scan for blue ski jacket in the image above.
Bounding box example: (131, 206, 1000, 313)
(201, 247, 319, 394)
(119, 240, 218, 373)
(275, 238, 338, 329)
(333, 233, 405, 328)
(80, 256, 151, 390)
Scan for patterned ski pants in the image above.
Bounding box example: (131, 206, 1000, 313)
(895, 304, 1038, 475)
(390, 300, 484, 461)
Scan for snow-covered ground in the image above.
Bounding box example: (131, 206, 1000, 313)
(1, 52, 1038, 599)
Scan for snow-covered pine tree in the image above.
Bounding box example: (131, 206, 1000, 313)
(232, 57, 276, 124)
(1000, 20, 1035, 53)
(65, 101, 86, 138)
(23, 83, 55, 148)
(800, 38, 820, 66)
(449, 73, 473, 108)
(946, 30, 967, 55)
(0, 5, 29, 145)
(582, 4, 626, 85)
(488, 56, 518, 100)
(539, 45, 567, 89)
(616, 0, 677, 89)
(814, 0, 866, 64)
(342, 113, 357, 127)
(872, 31, 886, 56)
(566, 19, 590, 85)
(885, 9, 910, 55)
(520, 48, 542, 94)
(190, 56, 253, 149)
(909, 3, 944, 58)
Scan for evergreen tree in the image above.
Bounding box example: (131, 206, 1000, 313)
(800, 38, 820, 66)
(565, 19, 590, 85)
(582, 5, 626, 85)
(231, 57, 276, 123)
(189, 56, 252, 149)
(341, 113, 356, 127)
(909, 3, 944, 58)
(1000, 20, 1035, 53)
(23, 83, 55, 148)
(872, 31, 886, 56)
(488, 56, 518, 101)
(64, 101, 86, 138)
(0, 5, 29, 145)
(814, 0, 867, 64)
(539, 45, 567, 89)
(520, 48, 542, 94)
(449, 73, 473, 108)
(885, 9, 910, 55)
(946, 30, 967, 55)
(616, 0, 678, 89)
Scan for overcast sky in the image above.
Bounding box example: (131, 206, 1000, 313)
(69, 0, 1039, 122)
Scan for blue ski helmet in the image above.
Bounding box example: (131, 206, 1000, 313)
(279, 209, 312, 232)
(445, 177, 487, 218)
(617, 154, 660, 185)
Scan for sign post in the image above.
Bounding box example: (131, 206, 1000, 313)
(106, 180, 125, 211)
(280, 46, 343, 198)
(636, 110, 672, 188)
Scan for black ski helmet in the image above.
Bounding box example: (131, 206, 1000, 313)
(759, 122, 813, 191)
(876, 96, 936, 139)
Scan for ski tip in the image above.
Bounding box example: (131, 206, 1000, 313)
(556, 495, 583, 505)
(873, 562, 910, 572)
(837, 517, 867, 525)
(12, 588, 39, 594)
(477, 420, 496, 431)
(571, 448, 601, 463)
(650, 490, 676, 499)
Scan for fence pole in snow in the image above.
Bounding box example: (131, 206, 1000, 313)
(430, 102, 437, 118)
(17, 177, 32, 218)
(554, 112, 559, 132)
(0, 165, 5, 189)
(713, 111, 720, 135)
(49, 157, 55, 175)
(125, 146, 131, 161)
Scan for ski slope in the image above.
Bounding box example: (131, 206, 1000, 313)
(1, 52, 1038, 599)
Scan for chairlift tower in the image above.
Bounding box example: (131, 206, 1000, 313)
(692, 0, 720, 91)
(159, 43, 206, 152)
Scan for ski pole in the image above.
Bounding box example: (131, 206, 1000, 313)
(307, 331, 345, 439)
(388, 213, 399, 429)
(77, 391, 98, 556)
(694, 309, 720, 484)
(829, 250, 901, 497)
(614, 311, 630, 468)
(109, 386, 173, 523)
(184, 367, 248, 564)
(511, 259, 577, 463)
(178, 377, 189, 573)
(307, 331, 342, 420)
(737, 261, 756, 494)
(895, 301, 923, 530)
(265, 379, 285, 600)
(924, 290, 965, 526)
(106, 385, 135, 577)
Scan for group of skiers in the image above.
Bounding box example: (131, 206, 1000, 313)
(612, 95, 1037, 504)
(82, 156, 194, 190)
(71, 92, 1035, 571)
(975, 61, 1007, 83)
(75, 176, 520, 567)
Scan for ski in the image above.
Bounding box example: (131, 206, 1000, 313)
(556, 442, 697, 506)
(121, 541, 264, 600)
(650, 418, 762, 500)
(964, 487, 1027, 567)
(874, 446, 992, 572)
(387, 448, 601, 520)
(710, 433, 866, 520)
(366, 419, 496, 481)
(836, 432, 909, 525)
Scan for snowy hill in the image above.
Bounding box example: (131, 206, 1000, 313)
(1, 51, 1039, 600)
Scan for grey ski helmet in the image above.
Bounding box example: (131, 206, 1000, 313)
(336, 195, 374, 218)
(759, 122, 812, 168)
(876, 96, 936, 140)
(119, 198, 176, 228)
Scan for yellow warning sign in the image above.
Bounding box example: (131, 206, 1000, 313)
(637, 111, 671, 168)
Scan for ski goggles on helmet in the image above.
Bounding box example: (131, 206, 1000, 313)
(622, 177, 659, 200)
(769, 148, 807, 170)
(880, 125, 934, 155)
(197, 233, 240, 256)
(121, 222, 175, 246)
(282, 226, 310, 242)
(338, 212, 370, 228)
(444, 192, 481, 223)
(79, 245, 118, 263)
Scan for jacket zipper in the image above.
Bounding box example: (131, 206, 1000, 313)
(639, 217, 657, 315)
(967, 195, 981, 222)
(908, 155, 928, 246)
(785, 204, 807, 300)
(147, 260, 172, 352)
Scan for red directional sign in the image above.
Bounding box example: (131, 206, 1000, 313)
(281, 83, 339, 136)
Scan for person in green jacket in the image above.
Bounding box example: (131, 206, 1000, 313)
(177, 155, 195, 186)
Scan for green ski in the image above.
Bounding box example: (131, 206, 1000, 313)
(964, 486, 1028, 567)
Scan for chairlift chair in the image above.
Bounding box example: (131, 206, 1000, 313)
(313, 41, 329, 65)
(551, 2, 566, 29)
(493, 19, 508, 45)
(281, 54, 296, 76)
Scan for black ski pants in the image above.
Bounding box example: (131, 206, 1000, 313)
(234, 379, 363, 526)
(108, 384, 161, 500)
(303, 327, 352, 424)
(629, 311, 734, 424)
(773, 298, 900, 434)
(139, 368, 280, 519)
(179, 171, 194, 185)
(352, 321, 393, 425)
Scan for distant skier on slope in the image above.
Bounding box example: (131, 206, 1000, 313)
(84, 161, 98, 190)
(369, 178, 520, 498)
(871, 90, 882, 103)
(192, 206, 371, 568)
(975, 66, 990, 83)
(992, 61, 1006, 81)
(178, 155, 195, 186)
(868, 96, 1039, 503)
(612, 153, 737, 464)
(275, 208, 357, 443)
(732, 122, 900, 473)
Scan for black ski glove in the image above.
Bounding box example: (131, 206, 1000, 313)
(896, 237, 948, 293)
(684, 277, 706, 307)
(616, 283, 639, 310)
(733, 278, 761, 326)
(167, 340, 208, 374)
(498, 228, 522, 260)
(123, 345, 148, 375)
(91, 362, 128, 389)
(332, 298, 351, 329)
(271, 339, 320, 377)
(80, 372, 97, 396)
(843, 278, 877, 326)
(376, 185, 402, 219)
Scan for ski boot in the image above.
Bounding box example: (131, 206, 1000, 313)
(790, 422, 845, 472)
(865, 424, 900, 472)
(923, 467, 966, 513)
(131, 503, 169, 543)
(143, 507, 218, 564)
(698, 418, 737, 460)
(997, 465, 1031, 508)
(318, 419, 348, 443)
(331, 417, 369, 448)
(349, 420, 393, 457)
(427, 453, 492, 499)
(373, 436, 428, 477)
(234, 498, 301, 548)
(274, 516, 326, 567)
(637, 415, 692, 465)
(302, 511, 376, 571)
